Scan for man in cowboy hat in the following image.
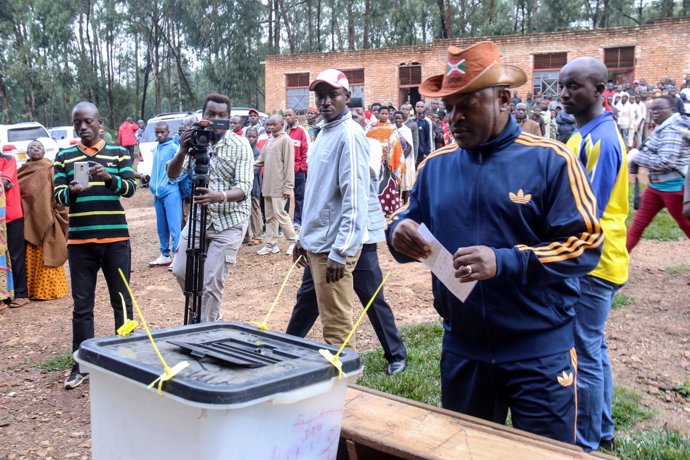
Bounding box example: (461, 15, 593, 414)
(387, 41, 603, 443)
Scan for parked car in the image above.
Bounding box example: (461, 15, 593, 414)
(136, 108, 267, 176)
(48, 126, 80, 150)
(137, 112, 201, 176)
(0, 122, 60, 165)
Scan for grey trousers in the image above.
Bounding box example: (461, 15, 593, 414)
(172, 219, 248, 323)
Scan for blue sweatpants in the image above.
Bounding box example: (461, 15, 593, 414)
(154, 192, 182, 257)
(441, 342, 577, 444)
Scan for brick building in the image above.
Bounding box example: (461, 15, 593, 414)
(264, 17, 689, 114)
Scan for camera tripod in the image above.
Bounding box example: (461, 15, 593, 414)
(183, 171, 209, 325)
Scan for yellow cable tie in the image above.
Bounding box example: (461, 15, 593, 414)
(320, 273, 391, 378)
(251, 255, 303, 331)
(148, 361, 190, 395)
(116, 293, 138, 336)
(118, 269, 187, 394)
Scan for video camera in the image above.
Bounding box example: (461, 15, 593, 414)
(190, 119, 230, 150)
(188, 119, 230, 186)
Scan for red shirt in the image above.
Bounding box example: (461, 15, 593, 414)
(0, 155, 23, 222)
(118, 121, 139, 147)
(287, 124, 309, 173)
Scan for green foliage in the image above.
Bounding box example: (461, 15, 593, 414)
(358, 322, 442, 407)
(673, 380, 690, 398)
(613, 386, 655, 431)
(627, 182, 686, 242)
(39, 352, 74, 374)
(1, 0, 687, 126)
(612, 294, 634, 310)
(616, 430, 690, 460)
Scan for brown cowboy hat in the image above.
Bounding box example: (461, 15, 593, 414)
(420, 41, 526, 98)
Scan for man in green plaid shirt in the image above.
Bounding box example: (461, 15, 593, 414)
(168, 93, 254, 322)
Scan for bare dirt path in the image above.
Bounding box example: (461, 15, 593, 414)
(0, 191, 688, 459)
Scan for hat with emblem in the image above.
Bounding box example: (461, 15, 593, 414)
(420, 41, 526, 97)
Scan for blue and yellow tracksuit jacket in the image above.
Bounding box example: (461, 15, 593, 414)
(386, 117, 603, 364)
(566, 112, 628, 286)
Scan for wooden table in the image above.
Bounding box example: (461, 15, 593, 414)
(340, 385, 618, 460)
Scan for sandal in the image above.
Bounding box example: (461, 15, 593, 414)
(9, 298, 30, 308)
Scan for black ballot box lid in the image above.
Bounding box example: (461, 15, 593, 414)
(77, 322, 361, 405)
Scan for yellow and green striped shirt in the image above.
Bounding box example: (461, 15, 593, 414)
(53, 141, 136, 244)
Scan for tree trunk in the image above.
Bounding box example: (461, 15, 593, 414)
(0, 72, 10, 123)
(436, 0, 449, 38)
(660, 0, 674, 17)
(316, 0, 322, 51)
(140, 49, 151, 120)
(273, 0, 280, 51)
(347, 0, 355, 50)
(363, 0, 370, 49)
(276, 0, 296, 53)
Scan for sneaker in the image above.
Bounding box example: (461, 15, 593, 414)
(64, 367, 89, 389)
(149, 255, 172, 267)
(257, 245, 280, 255)
(386, 359, 407, 376)
(286, 242, 296, 256)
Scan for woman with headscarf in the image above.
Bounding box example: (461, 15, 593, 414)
(17, 140, 68, 299)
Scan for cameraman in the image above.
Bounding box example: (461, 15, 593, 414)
(167, 93, 254, 323)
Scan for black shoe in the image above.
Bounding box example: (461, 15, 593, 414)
(599, 437, 616, 452)
(64, 366, 89, 389)
(386, 360, 407, 376)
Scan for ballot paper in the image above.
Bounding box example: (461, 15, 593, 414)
(418, 223, 477, 302)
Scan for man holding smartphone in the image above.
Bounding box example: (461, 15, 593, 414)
(53, 101, 137, 389)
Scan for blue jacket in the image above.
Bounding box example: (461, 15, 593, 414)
(150, 138, 180, 198)
(386, 117, 603, 363)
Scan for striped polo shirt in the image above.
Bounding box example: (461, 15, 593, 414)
(53, 140, 137, 244)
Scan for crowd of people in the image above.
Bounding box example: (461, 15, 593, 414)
(1, 38, 689, 456)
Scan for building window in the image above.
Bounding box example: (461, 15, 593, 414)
(532, 52, 567, 98)
(398, 64, 422, 107)
(399, 65, 422, 87)
(286, 73, 310, 115)
(343, 69, 365, 109)
(604, 46, 635, 85)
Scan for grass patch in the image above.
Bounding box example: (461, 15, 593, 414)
(359, 323, 688, 459)
(358, 322, 442, 407)
(664, 264, 690, 275)
(613, 386, 655, 431)
(39, 352, 74, 374)
(616, 430, 690, 460)
(673, 380, 690, 398)
(627, 182, 686, 242)
(8, 358, 36, 370)
(612, 294, 634, 310)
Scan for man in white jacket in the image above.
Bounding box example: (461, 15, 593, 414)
(292, 69, 370, 349)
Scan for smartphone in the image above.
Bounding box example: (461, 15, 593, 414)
(74, 161, 90, 187)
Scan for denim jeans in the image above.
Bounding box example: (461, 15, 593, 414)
(574, 275, 618, 451)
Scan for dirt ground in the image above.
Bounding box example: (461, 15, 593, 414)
(0, 190, 688, 459)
